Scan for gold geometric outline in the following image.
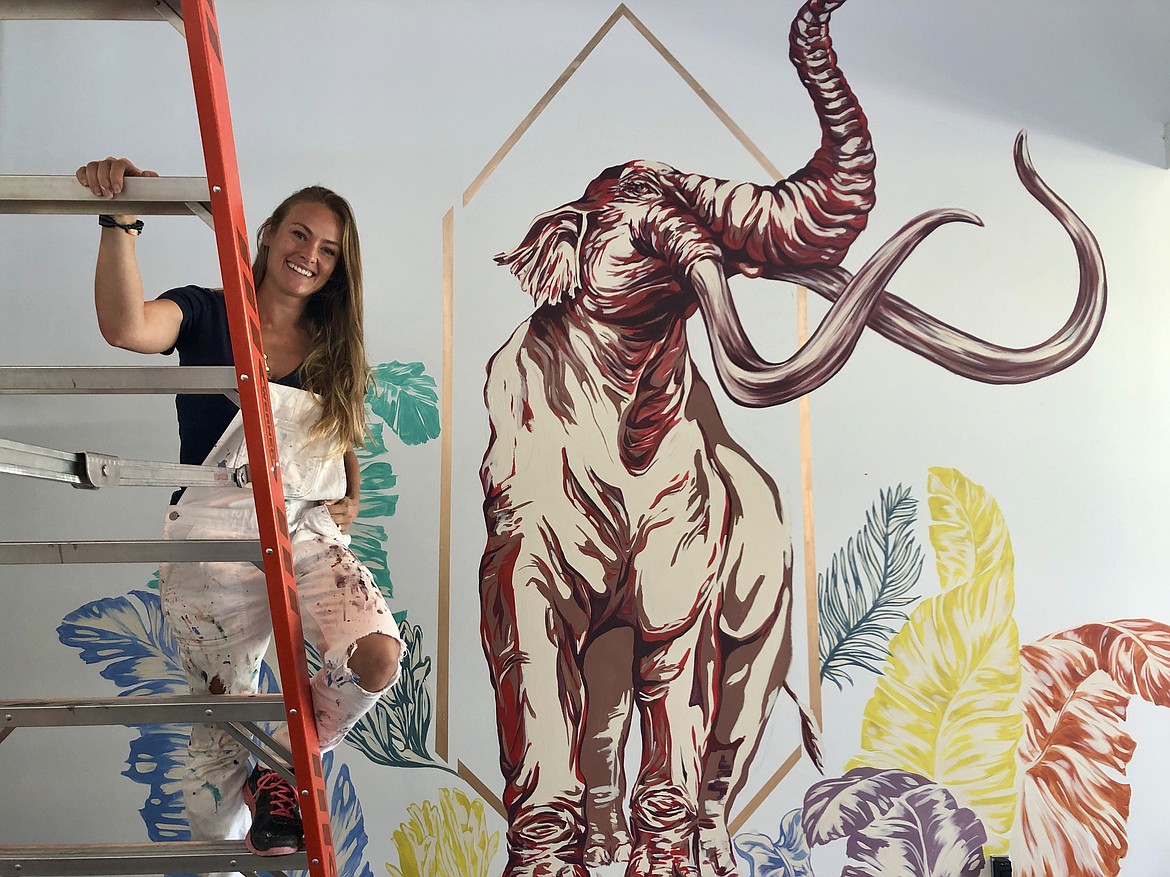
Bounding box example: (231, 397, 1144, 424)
(439, 2, 820, 827)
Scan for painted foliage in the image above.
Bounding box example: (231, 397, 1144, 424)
(475, 0, 1104, 875)
(750, 469, 1170, 877)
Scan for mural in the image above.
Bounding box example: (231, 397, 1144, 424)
(476, 1, 1106, 876)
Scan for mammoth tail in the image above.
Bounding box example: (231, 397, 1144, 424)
(785, 682, 824, 773)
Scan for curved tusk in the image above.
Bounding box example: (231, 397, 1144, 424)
(695, 208, 982, 407)
(766, 131, 1108, 384)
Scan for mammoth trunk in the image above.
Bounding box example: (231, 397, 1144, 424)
(673, 0, 875, 272)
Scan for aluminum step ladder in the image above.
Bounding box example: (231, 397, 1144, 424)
(0, 2, 338, 875)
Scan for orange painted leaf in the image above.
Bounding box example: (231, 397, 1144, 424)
(1014, 619, 1170, 877)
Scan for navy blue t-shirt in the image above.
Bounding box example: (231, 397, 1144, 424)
(159, 285, 303, 465)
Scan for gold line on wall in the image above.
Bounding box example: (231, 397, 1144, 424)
(462, 6, 627, 206)
(797, 286, 821, 724)
(463, 4, 785, 208)
(458, 760, 507, 819)
(729, 746, 803, 835)
(437, 206, 455, 761)
(619, 6, 784, 181)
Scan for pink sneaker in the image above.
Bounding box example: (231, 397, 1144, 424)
(243, 766, 303, 856)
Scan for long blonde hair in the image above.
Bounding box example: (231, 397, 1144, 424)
(252, 186, 370, 450)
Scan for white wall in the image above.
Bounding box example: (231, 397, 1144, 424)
(2, 2, 1169, 875)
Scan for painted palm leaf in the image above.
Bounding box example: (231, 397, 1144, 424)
(386, 787, 501, 877)
(847, 468, 1022, 852)
(819, 484, 923, 689)
(1015, 619, 1170, 876)
(803, 767, 986, 877)
(732, 808, 814, 877)
(364, 361, 440, 449)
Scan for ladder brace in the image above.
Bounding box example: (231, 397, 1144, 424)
(0, 437, 251, 489)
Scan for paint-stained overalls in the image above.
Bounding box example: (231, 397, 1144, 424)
(159, 384, 403, 841)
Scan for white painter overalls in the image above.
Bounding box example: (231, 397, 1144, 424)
(159, 384, 403, 841)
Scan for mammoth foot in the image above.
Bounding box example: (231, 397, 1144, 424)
(624, 836, 701, 877)
(583, 829, 633, 868)
(584, 801, 633, 866)
(697, 817, 740, 876)
(502, 862, 587, 877)
(698, 834, 740, 877)
(505, 804, 588, 877)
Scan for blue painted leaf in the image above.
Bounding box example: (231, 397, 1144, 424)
(57, 590, 184, 695)
(126, 725, 189, 842)
(262, 752, 375, 877)
(360, 461, 398, 493)
(365, 361, 440, 447)
(819, 485, 924, 689)
(733, 808, 813, 877)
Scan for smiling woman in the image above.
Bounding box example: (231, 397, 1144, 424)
(74, 156, 406, 861)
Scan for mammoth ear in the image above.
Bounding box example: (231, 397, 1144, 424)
(495, 207, 586, 308)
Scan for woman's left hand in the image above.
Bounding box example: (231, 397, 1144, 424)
(324, 496, 359, 532)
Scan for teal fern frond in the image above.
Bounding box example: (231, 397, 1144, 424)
(818, 484, 923, 689)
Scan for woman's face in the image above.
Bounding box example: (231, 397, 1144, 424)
(263, 201, 343, 299)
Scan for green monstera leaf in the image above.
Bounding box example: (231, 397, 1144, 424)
(365, 361, 440, 450)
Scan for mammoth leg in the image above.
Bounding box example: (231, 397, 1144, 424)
(698, 446, 797, 877)
(480, 527, 593, 877)
(624, 608, 718, 877)
(580, 627, 636, 868)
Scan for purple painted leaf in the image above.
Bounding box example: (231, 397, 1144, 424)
(803, 767, 932, 845)
(843, 785, 986, 877)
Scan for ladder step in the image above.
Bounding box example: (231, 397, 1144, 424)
(0, 175, 211, 224)
(0, 841, 305, 877)
(0, 0, 181, 23)
(1, 694, 287, 728)
(0, 366, 236, 394)
(0, 539, 261, 564)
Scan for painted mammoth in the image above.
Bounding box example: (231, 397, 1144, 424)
(478, 0, 1105, 875)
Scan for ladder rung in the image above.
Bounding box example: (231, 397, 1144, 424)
(1, 694, 287, 727)
(0, 175, 210, 220)
(0, 841, 305, 877)
(0, 0, 181, 24)
(0, 365, 236, 394)
(0, 539, 261, 564)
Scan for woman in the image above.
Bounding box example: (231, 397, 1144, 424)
(76, 157, 403, 857)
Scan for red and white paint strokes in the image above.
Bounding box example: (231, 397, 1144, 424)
(474, 0, 1106, 875)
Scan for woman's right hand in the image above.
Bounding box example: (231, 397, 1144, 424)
(75, 157, 158, 221)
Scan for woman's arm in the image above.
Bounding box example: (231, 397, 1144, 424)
(77, 157, 183, 354)
(325, 447, 362, 533)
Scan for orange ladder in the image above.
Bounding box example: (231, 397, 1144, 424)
(0, 2, 336, 875)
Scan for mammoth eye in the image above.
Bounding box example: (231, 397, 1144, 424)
(623, 179, 656, 197)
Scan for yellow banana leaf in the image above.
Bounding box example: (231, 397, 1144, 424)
(846, 467, 1022, 851)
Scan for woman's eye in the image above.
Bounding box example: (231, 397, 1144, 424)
(323, 248, 337, 258)
(292, 229, 306, 240)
